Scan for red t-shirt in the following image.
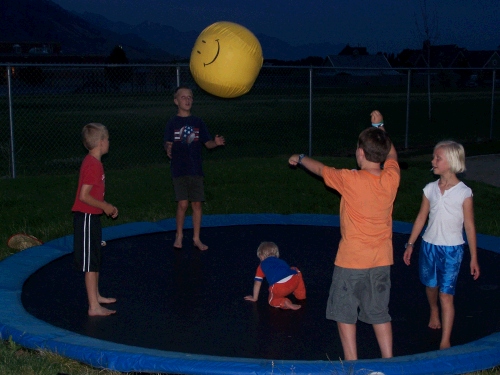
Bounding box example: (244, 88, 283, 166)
(72, 154, 105, 214)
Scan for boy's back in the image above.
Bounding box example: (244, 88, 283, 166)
(288, 114, 399, 360)
(322, 159, 400, 268)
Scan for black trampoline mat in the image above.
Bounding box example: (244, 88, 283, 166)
(21, 224, 500, 361)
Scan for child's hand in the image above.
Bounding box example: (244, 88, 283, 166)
(104, 203, 118, 218)
(244, 295, 257, 302)
(403, 247, 413, 266)
(370, 110, 384, 127)
(470, 260, 480, 280)
(215, 135, 225, 146)
(288, 154, 300, 166)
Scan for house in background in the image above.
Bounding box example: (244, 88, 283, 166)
(450, 51, 500, 87)
(397, 43, 499, 87)
(0, 42, 106, 64)
(320, 44, 402, 87)
(337, 44, 369, 56)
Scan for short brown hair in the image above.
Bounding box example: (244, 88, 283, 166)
(357, 127, 392, 163)
(256, 241, 280, 259)
(81, 123, 108, 150)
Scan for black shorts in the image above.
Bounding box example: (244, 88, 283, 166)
(73, 212, 102, 272)
(172, 175, 205, 202)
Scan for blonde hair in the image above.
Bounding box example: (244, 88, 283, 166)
(82, 123, 108, 151)
(256, 241, 280, 259)
(174, 86, 192, 98)
(434, 140, 466, 173)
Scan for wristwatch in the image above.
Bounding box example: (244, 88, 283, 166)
(298, 154, 305, 164)
(404, 242, 414, 249)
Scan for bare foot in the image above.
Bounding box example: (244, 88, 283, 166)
(428, 309, 441, 329)
(283, 300, 301, 310)
(98, 296, 116, 304)
(440, 341, 451, 350)
(193, 239, 208, 251)
(173, 234, 183, 249)
(88, 305, 116, 316)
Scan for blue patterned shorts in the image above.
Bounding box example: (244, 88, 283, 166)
(419, 240, 464, 295)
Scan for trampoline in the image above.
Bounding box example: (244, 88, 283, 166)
(1, 214, 500, 375)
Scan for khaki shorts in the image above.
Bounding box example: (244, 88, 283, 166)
(326, 265, 391, 325)
(173, 175, 205, 202)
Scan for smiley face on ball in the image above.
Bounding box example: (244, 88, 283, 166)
(190, 21, 263, 98)
(194, 39, 220, 67)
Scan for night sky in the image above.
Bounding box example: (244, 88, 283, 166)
(50, 0, 500, 54)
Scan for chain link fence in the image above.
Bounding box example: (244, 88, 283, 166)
(1, 64, 498, 177)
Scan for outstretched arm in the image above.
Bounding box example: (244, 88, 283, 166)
(386, 139, 398, 162)
(370, 110, 398, 161)
(244, 280, 262, 302)
(372, 110, 397, 162)
(288, 154, 325, 176)
(463, 197, 480, 280)
(205, 135, 225, 149)
(403, 194, 429, 265)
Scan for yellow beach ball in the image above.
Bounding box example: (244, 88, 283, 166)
(190, 21, 263, 98)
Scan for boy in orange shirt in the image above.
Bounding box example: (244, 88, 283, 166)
(289, 110, 399, 360)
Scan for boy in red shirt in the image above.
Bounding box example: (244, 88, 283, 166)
(72, 123, 118, 316)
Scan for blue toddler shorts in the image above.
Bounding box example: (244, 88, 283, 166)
(419, 240, 464, 295)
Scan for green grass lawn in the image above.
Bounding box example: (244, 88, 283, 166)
(1, 86, 498, 176)
(1, 153, 500, 374)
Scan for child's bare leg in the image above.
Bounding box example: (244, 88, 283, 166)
(174, 200, 189, 248)
(283, 299, 301, 310)
(191, 201, 207, 250)
(97, 295, 116, 304)
(439, 293, 454, 349)
(337, 322, 357, 360)
(426, 286, 441, 329)
(95, 272, 116, 304)
(373, 322, 393, 358)
(85, 272, 115, 316)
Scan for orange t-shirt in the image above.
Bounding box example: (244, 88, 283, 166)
(322, 159, 400, 269)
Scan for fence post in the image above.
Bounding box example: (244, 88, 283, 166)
(309, 68, 313, 156)
(405, 69, 411, 149)
(490, 70, 496, 140)
(7, 66, 16, 178)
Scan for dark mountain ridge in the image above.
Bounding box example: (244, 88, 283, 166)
(1, 0, 345, 62)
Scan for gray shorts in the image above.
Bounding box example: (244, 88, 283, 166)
(326, 265, 391, 325)
(173, 175, 205, 202)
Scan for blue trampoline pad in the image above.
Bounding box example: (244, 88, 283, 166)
(1, 214, 500, 375)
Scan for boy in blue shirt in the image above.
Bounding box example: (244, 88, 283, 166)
(163, 86, 225, 251)
(244, 241, 306, 310)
